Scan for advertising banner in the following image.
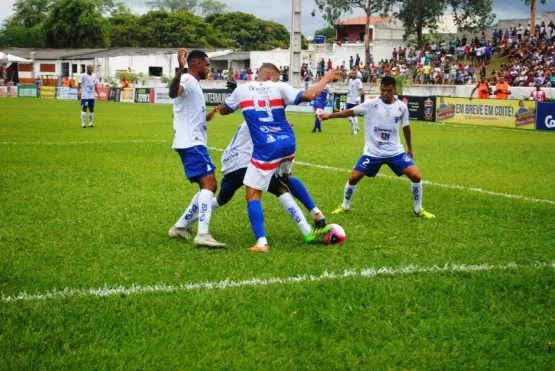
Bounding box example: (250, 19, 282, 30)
(97, 87, 110, 101)
(153, 88, 173, 104)
(0, 86, 17, 97)
(108, 88, 121, 102)
(435, 97, 536, 129)
(134, 88, 153, 104)
(18, 85, 38, 98)
(398, 95, 436, 122)
(535, 102, 555, 131)
(204, 89, 231, 106)
(56, 87, 78, 100)
(121, 88, 134, 103)
(40, 86, 56, 99)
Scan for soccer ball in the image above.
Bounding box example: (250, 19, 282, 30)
(322, 224, 346, 245)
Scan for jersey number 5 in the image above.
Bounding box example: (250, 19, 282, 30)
(253, 97, 274, 123)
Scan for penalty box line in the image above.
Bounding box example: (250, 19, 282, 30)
(1, 261, 553, 303)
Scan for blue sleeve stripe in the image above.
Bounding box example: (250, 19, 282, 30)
(293, 91, 303, 105)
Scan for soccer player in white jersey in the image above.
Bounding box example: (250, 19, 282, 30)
(319, 76, 435, 219)
(167, 48, 225, 248)
(346, 69, 364, 135)
(218, 64, 340, 252)
(77, 65, 100, 128)
(178, 121, 328, 242)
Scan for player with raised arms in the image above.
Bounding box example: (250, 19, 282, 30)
(77, 65, 100, 128)
(319, 76, 435, 219)
(312, 83, 330, 133)
(217, 64, 340, 252)
(346, 69, 364, 135)
(176, 120, 329, 242)
(167, 48, 225, 248)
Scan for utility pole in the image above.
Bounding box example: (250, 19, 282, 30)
(289, 0, 302, 87)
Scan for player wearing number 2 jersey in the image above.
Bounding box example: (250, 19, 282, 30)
(319, 76, 435, 219)
(218, 64, 340, 252)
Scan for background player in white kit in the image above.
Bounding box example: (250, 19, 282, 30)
(345, 69, 364, 135)
(177, 121, 329, 243)
(319, 76, 435, 219)
(77, 65, 100, 128)
(167, 48, 225, 248)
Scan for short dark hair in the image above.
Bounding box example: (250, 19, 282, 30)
(187, 50, 208, 64)
(259, 63, 280, 74)
(381, 76, 396, 87)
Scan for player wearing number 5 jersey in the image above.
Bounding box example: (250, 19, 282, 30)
(218, 64, 340, 252)
(319, 76, 435, 219)
(78, 65, 100, 128)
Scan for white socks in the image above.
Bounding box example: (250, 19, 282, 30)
(309, 207, 322, 220)
(89, 113, 94, 126)
(175, 192, 200, 228)
(81, 112, 86, 126)
(342, 182, 358, 210)
(412, 182, 423, 213)
(353, 116, 359, 133)
(197, 189, 214, 234)
(279, 193, 312, 236)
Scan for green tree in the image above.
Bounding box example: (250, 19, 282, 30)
(198, 0, 226, 16)
(206, 12, 290, 51)
(313, 0, 387, 66)
(43, 0, 111, 48)
(109, 13, 143, 47)
(11, 0, 53, 28)
(145, 0, 226, 16)
(314, 26, 336, 42)
(0, 0, 51, 47)
(137, 10, 230, 48)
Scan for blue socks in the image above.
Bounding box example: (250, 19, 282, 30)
(284, 176, 316, 211)
(313, 118, 321, 132)
(247, 200, 265, 239)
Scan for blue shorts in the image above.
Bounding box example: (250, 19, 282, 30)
(220, 168, 282, 198)
(177, 145, 216, 183)
(346, 103, 357, 109)
(81, 99, 95, 110)
(354, 152, 415, 177)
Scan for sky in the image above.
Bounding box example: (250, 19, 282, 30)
(1, 0, 554, 36)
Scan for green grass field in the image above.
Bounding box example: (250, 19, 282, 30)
(1, 99, 554, 369)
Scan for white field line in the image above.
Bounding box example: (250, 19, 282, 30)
(1, 261, 553, 304)
(0, 140, 553, 206)
(207, 147, 555, 206)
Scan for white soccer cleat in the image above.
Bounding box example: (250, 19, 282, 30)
(168, 226, 192, 240)
(193, 233, 226, 249)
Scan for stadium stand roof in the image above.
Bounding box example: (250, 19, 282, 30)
(211, 52, 250, 61)
(0, 47, 231, 60)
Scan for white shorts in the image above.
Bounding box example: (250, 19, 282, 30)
(244, 155, 295, 191)
(314, 108, 324, 116)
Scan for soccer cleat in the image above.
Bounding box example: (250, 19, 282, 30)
(415, 209, 435, 219)
(89, 124, 94, 128)
(168, 226, 192, 240)
(248, 244, 270, 253)
(304, 225, 331, 244)
(331, 205, 349, 214)
(81, 125, 86, 128)
(193, 233, 226, 248)
(313, 213, 328, 229)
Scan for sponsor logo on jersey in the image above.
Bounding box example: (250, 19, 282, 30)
(260, 126, 270, 133)
(269, 126, 282, 133)
(266, 134, 276, 143)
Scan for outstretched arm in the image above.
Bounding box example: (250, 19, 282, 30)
(299, 69, 340, 102)
(319, 109, 356, 121)
(403, 126, 413, 158)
